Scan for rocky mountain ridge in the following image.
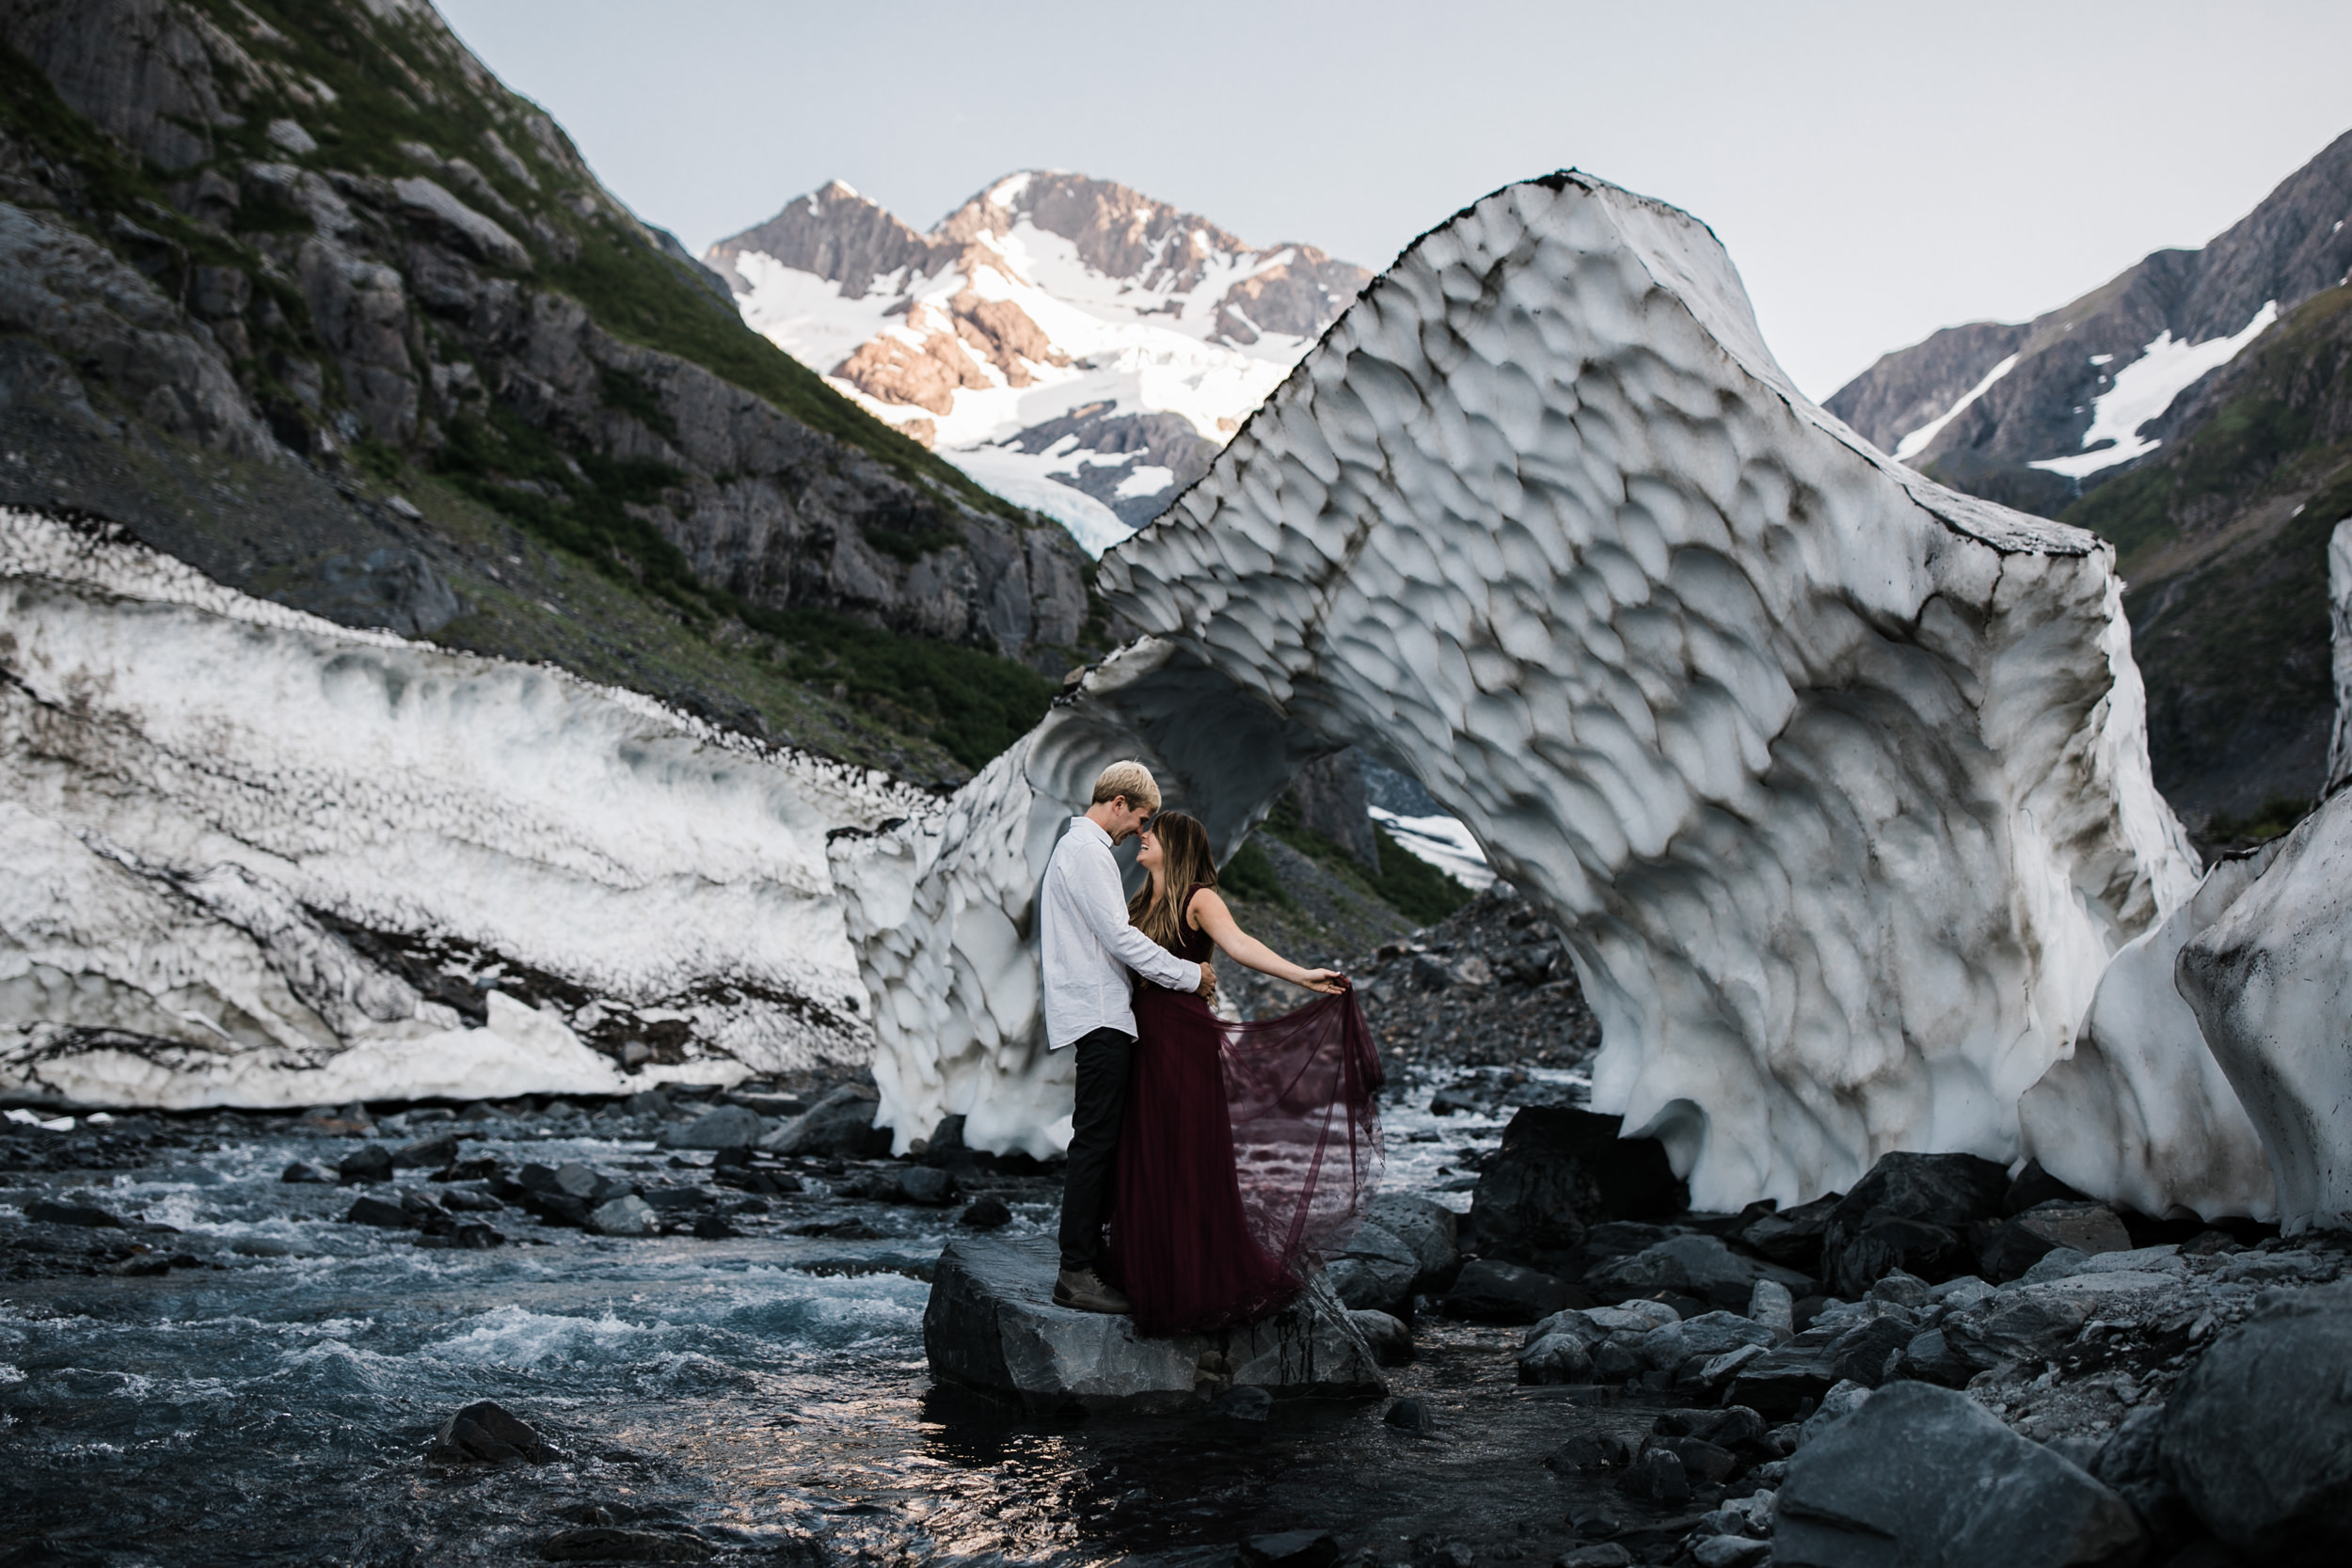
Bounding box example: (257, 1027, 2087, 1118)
(707, 170, 1371, 550)
(0, 0, 1092, 779)
(1829, 129, 2352, 824)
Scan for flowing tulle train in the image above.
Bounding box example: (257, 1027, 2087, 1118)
(1105, 987, 1383, 1337)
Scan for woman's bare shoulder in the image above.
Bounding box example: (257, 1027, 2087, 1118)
(1187, 886, 1234, 928)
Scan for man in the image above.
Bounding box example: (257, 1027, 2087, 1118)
(1041, 759, 1216, 1313)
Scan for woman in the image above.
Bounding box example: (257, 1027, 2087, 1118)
(1104, 810, 1385, 1337)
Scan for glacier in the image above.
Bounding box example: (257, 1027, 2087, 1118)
(834, 171, 2202, 1210)
(0, 509, 923, 1108)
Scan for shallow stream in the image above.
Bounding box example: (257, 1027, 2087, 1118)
(1, 1071, 1686, 1567)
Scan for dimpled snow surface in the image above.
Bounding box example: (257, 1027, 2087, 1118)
(0, 1083, 1670, 1567)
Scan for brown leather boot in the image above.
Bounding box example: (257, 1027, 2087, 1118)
(1053, 1267, 1132, 1313)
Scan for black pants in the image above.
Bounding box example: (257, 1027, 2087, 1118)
(1057, 1026, 1134, 1272)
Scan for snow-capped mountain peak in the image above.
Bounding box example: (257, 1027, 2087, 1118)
(707, 171, 1370, 555)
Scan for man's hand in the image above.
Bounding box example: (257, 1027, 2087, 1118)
(1196, 960, 1217, 1001)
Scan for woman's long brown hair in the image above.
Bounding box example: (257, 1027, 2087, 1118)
(1128, 810, 1219, 948)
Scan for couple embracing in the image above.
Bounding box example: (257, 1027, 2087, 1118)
(1042, 759, 1385, 1336)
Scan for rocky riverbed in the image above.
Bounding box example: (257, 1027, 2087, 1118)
(7, 1065, 2350, 1566)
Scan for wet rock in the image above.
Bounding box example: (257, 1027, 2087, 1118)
(1585, 1234, 1812, 1313)
(1362, 1194, 1461, 1293)
(391, 1132, 460, 1169)
(959, 1196, 1012, 1229)
(1936, 1288, 2094, 1377)
(1748, 1277, 1795, 1338)
(896, 1166, 957, 1206)
(1518, 1331, 1594, 1385)
(1739, 1194, 1841, 1272)
(1614, 1447, 1689, 1503)
(924, 1233, 1383, 1413)
(437, 1186, 505, 1212)
(1977, 1200, 2134, 1283)
(690, 1215, 739, 1240)
(2158, 1283, 2352, 1554)
(761, 1084, 886, 1159)
(111, 1253, 170, 1276)
(1348, 1308, 1413, 1366)
(1823, 1315, 1915, 1388)
(1634, 1309, 1775, 1372)
(429, 1399, 555, 1463)
(337, 1146, 394, 1185)
(1555, 1546, 1632, 1568)
(345, 1196, 417, 1228)
(586, 1195, 658, 1237)
(1819, 1152, 2010, 1296)
(540, 1527, 711, 1561)
(24, 1197, 123, 1227)
(1239, 1530, 1341, 1568)
(1773, 1383, 2142, 1567)
(659, 1104, 765, 1150)
(1467, 1107, 1686, 1271)
(1689, 1540, 1768, 1568)
(1796, 1379, 1873, 1447)
(1726, 1348, 1839, 1420)
(1658, 1434, 1735, 1484)
(1440, 1258, 1567, 1323)
(1383, 1396, 1438, 1436)
(1214, 1385, 1274, 1422)
(1325, 1223, 1421, 1313)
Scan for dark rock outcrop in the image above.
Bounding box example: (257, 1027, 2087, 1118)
(1819, 1152, 2010, 1296)
(1466, 1106, 1686, 1272)
(1773, 1383, 2144, 1567)
(922, 1233, 1383, 1413)
(761, 1084, 886, 1158)
(1439, 1258, 1567, 1323)
(428, 1399, 555, 1464)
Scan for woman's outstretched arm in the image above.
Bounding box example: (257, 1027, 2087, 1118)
(1190, 888, 1349, 994)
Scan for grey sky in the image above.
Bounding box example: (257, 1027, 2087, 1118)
(436, 0, 2352, 401)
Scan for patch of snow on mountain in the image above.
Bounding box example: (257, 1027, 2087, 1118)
(943, 445, 1131, 557)
(1892, 353, 2019, 461)
(2032, 302, 2280, 479)
(1370, 808, 1495, 891)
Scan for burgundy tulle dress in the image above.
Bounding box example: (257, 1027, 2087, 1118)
(1104, 890, 1386, 1337)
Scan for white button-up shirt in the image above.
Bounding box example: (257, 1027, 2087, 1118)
(1039, 816, 1200, 1049)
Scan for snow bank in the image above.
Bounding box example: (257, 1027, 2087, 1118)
(1, 510, 925, 1108)
(1095, 172, 2199, 1210)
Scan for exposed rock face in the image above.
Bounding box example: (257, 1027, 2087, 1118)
(0, 0, 1089, 693)
(2332, 516, 2352, 792)
(922, 1233, 1384, 1413)
(834, 172, 2201, 1211)
(709, 171, 1370, 548)
(1, 510, 914, 1107)
(2177, 784, 2352, 1232)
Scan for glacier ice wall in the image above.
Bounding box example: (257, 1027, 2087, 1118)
(852, 171, 2200, 1207)
(2177, 787, 2352, 1233)
(1, 510, 925, 1108)
(831, 636, 1323, 1157)
(2017, 845, 2280, 1221)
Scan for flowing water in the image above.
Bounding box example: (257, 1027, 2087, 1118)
(1, 1070, 1682, 1567)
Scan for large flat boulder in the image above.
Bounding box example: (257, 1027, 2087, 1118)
(924, 1234, 1386, 1414)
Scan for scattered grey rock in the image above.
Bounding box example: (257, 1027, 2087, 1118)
(24, 1197, 124, 1227)
(958, 1196, 1012, 1229)
(1740, 1193, 1841, 1272)
(586, 1195, 658, 1237)
(1361, 1194, 1462, 1294)
(1824, 1314, 1915, 1388)
(1441, 1258, 1567, 1323)
(1978, 1200, 2133, 1282)
(659, 1103, 765, 1150)
(2159, 1283, 2352, 1554)
(1383, 1397, 1438, 1436)
(2089, 1405, 2187, 1540)
(1554, 1546, 1631, 1568)
(760, 1084, 884, 1159)
(1818, 1152, 2010, 1296)
(1238, 1529, 1340, 1568)
(896, 1165, 957, 1206)
(1614, 1447, 1688, 1503)
(1726, 1348, 1840, 1420)
(345, 1196, 417, 1228)
(390, 1132, 460, 1169)
(1348, 1308, 1413, 1366)
(1689, 1538, 1768, 1568)
(1213, 1385, 1274, 1421)
(1773, 1382, 2143, 1567)
(429, 1400, 555, 1464)
(1518, 1331, 1594, 1385)
(690, 1215, 739, 1240)
(924, 1233, 1383, 1413)
(1748, 1276, 1795, 1338)
(1325, 1223, 1421, 1313)
(1590, 1235, 1812, 1314)
(280, 1161, 339, 1184)
(437, 1186, 504, 1212)
(1467, 1106, 1686, 1271)
(337, 1146, 394, 1185)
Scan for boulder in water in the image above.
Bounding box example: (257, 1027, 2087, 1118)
(923, 1233, 1384, 1414)
(429, 1399, 555, 1464)
(659, 1104, 764, 1150)
(761, 1084, 886, 1159)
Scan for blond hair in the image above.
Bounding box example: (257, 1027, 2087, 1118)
(1090, 759, 1161, 813)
